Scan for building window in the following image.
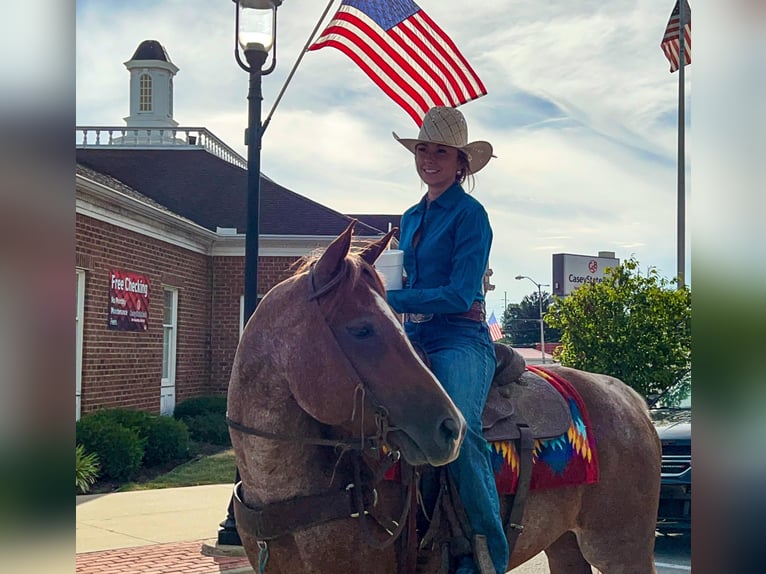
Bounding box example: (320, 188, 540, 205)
(76, 269, 86, 420)
(139, 73, 152, 111)
(161, 287, 178, 415)
(169, 77, 173, 117)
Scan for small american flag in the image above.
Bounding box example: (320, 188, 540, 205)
(487, 311, 504, 342)
(660, 0, 691, 73)
(309, 0, 487, 124)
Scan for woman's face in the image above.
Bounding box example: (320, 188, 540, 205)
(415, 142, 460, 192)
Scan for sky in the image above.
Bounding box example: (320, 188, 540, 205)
(75, 0, 693, 319)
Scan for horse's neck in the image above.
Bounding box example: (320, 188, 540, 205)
(240, 403, 356, 505)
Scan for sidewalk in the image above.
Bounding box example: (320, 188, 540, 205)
(76, 484, 254, 573)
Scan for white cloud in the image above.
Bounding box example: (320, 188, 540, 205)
(76, 0, 691, 314)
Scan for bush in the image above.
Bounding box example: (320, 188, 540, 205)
(76, 417, 144, 482)
(76, 444, 100, 493)
(143, 416, 190, 467)
(174, 396, 229, 445)
(173, 396, 227, 420)
(183, 412, 231, 445)
(84, 408, 191, 468)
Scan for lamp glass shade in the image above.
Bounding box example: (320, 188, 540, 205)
(238, 1, 275, 53)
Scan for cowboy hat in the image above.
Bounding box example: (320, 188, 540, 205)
(393, 106, 494, 175)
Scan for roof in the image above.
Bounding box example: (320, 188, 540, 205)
(130, 40, 173, 64)
(75, 148, 385, 237)
(347, 214, 402, 240)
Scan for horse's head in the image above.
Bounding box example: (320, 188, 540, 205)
(293, 220, 464, 466)
(229, 220, 464, 467)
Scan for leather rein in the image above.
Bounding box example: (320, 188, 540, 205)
(226, 260, 417, 555)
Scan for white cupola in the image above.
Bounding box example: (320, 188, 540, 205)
(123, 40, 179, 128)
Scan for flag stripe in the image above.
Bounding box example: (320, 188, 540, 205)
(310, 0, 486, 124)
(660, 0, 691, 73)
(389, 21, 460, 106)
(487, 311, 504, 342)
(313, 35, 425, 123)
(415, 10, 486, 98)
(312, 9, 435, 122)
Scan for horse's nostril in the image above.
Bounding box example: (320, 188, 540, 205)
(439, 417, 461, 444)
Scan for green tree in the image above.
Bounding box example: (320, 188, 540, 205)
(502, 291, 560, 346)
(545, 258, 690, 397)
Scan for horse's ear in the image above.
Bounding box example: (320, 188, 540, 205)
(314, 219, 356, 286)
(359, 228, 398, 266)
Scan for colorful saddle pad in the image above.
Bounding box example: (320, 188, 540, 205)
(490, 366, 599, 494)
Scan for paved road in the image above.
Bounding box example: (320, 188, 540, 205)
(508, 532, 691, 573)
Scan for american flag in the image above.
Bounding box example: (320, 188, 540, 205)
(309, 0, 487, 124)
(660, 0, 691, 73)
(487, 311, 504, 342)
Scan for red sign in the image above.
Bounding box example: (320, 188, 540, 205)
(108, 270, 149, 331)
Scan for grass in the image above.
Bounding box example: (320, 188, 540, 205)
(118, 448, 237, 491)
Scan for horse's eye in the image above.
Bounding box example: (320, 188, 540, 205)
(348, 324, 374, 339)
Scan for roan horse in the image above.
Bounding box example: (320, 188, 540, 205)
(227, 221, 661, 574)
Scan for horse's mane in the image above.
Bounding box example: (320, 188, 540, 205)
(294, 248, 387, 318)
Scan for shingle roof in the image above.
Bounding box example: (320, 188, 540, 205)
(347, 214, 402, 241)
(76, 148, 385, 237)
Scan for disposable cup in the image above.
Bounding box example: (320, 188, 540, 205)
(374, 249, 404, 290)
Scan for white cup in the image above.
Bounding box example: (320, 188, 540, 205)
(374, 249, 404, 290)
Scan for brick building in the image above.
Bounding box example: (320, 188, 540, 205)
(75, 40, 391, 420)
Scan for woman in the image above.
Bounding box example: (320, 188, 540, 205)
(387, 107, 508, 574)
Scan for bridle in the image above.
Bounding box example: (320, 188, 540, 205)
(226, 259, 418, 567)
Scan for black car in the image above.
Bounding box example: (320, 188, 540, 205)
(648, 379, 691, 532)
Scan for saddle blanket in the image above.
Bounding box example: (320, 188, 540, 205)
(383, 367, 599, 494)
(490, 366, 599, 494)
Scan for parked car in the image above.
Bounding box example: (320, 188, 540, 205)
(648, 378, 691, 532)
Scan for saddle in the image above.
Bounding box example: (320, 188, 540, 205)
(482, 343, 571, 442)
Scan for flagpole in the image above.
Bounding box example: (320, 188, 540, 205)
(676, 1, 686, 289)
(261, 0, 337, 134)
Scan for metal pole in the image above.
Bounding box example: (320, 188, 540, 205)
(217, 47, 268, 548)
(676, 0, 686, 289)
(244, 49, 268, 321)
(538, 284, 545, 364)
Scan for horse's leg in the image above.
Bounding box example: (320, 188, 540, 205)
(544, 531, 592, 574)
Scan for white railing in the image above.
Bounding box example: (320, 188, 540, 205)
(75, 126, 247, 170)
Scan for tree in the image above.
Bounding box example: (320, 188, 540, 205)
(501, 291, 560, 346)
(545, 258, 690, 398)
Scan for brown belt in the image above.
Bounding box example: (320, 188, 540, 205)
(405, 301, 486, 324)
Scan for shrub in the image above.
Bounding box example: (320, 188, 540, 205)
(76, 417, 144, 482)
(86, 408, 153, 437)
(76, 444, 100, 493)
(183, 412, 231, 445)
(85, 408, 191, 468)
(143, 416, 190, 467)
(173, 396, 227, 420)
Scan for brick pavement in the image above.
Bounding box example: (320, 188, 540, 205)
(75, 539, 254, 574)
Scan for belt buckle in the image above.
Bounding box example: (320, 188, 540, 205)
(408, 313, 433, 324)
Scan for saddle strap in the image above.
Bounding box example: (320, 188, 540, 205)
(232, 481, 374, 540)
(505, 425, 535, 555)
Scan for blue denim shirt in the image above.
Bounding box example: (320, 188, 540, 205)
(387, 182, 492, 315)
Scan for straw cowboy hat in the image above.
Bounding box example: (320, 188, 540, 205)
(393, 106, 495, 175)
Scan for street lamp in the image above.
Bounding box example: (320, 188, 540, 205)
(235, 0, 282, 322)
(216, 0, 283, 548)
(515, 275, 550, 364)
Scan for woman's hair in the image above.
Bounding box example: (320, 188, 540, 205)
(456, 150, 475, 191)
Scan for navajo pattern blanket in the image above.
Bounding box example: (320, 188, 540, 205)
(489, 366, 599, 494)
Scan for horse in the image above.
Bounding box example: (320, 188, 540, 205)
(227, 221, 661, 574)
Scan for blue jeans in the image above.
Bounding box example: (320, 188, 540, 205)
(405, 315, 508, 574)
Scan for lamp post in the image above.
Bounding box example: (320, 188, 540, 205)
(515, 275, 550, 364)
(217, 0, 283, 548)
